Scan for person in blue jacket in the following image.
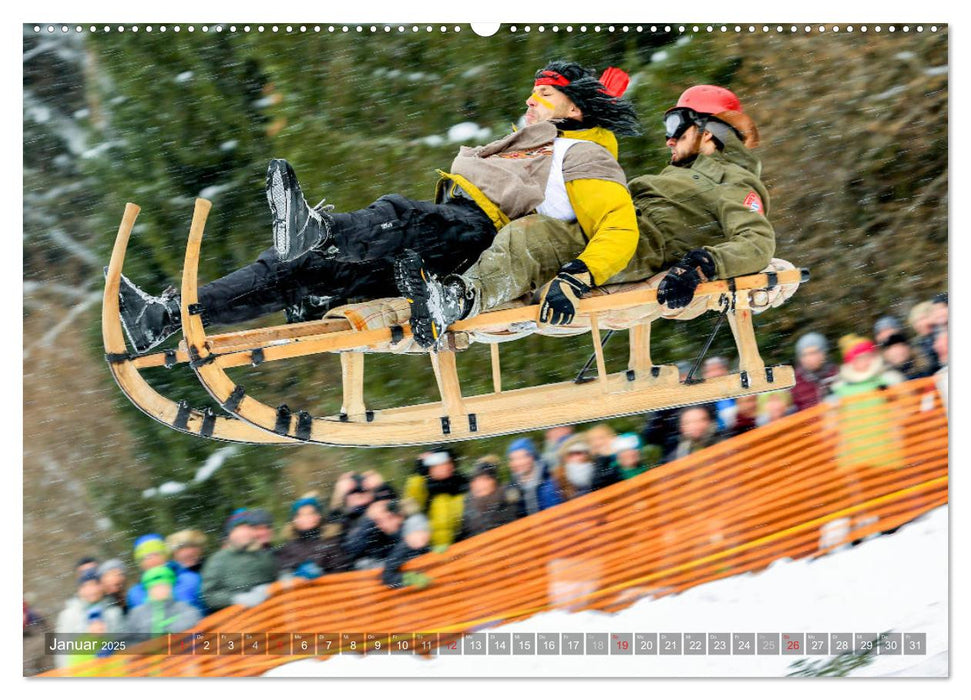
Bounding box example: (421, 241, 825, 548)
(126, 533, 205, 614)
(505, 437, 563, 516)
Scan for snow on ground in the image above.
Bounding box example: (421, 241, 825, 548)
(266, 506, 948, 678)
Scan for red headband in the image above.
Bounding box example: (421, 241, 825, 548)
(534, 71, 570, 88)
(533, 67, 630, 98)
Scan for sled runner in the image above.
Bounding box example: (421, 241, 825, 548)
(104, 199, 809, 447)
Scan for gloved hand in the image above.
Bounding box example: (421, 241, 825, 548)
(538, 260, 592, 325)
(231, 583, 271, 608)
(401, 571, 432, 590)
(294, 561, 324, 580)
(657, 249, 717, 309)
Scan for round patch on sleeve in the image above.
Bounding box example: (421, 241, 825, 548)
(743, 190, 764, 213)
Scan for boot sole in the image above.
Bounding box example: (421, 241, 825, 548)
(394, 251, 440, 348)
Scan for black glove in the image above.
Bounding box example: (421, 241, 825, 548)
(657, 249, 717, 309)
(538, 260, 592, 325)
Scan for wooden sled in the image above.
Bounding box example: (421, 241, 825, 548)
(104, 199, 809, 448)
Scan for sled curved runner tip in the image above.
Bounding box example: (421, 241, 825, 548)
(102, 201, 295, 444)
(106, 199, 808, 448)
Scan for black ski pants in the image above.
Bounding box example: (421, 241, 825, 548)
(198, 194, 495, 326)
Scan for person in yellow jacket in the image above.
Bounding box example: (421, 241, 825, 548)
(402, 448, 468, 549)
(399, 84, 775, 347)
(397, 62, 640, 346)
(115, 61, 640, 354)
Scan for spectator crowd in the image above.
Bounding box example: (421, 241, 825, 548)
(41, 293, 947, 670)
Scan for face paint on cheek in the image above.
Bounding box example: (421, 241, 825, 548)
(530, 92, 555, 110)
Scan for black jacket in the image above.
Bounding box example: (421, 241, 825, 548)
(275, 526, 348, 575)
(458, 488, 520, 540)
(343, 517, 398, 568)
(381, 538, 430, 588)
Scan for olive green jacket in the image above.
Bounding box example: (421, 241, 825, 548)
(200, 545, 277, 612)
(622, 132, 775, 282)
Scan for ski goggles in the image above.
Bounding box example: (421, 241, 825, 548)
(663, 107, 706, 140)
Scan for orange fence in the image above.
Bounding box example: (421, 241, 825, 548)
(45, 376, 948, 676)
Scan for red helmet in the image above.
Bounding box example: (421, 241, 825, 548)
(672, 85, 742, 115)
(666, 85, 760, 148)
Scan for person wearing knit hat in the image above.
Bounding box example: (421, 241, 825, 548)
(459, 455, 521, 541)
(792, 331, 838, 411)
(97, 558, 129, 614)
(873, 315, 902, 345)
(127, 532, 206, 614)
(382, 513, 433, 590)
(247, 508, 275, 550)
(880, 331, 924, 380)
(126, 565, 202, 637)
(133, 533, 168, 570)
(553, 434, 621, 499)
(830, 337, 908, 474)
(223, 508, 254, 537)
(275, 492, 348, 580)
(54, 568, 124, 667)
(832, 338, 905, 399)
(119, 60, 640, 355)
(127, 534, 170, 610)
(403, 447, 468, 550)
(507, 436, 562, 516)
(470, 455, 501, 482)
(610, 432, 652, 481)
(200, 509, 278, 611)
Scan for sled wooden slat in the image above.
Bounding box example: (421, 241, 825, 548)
(340, 352, 367, 419)
(589, 314, 608, 388)
(727, 295, 766, 378)
(430, 350, 467, 417)
(490, 343, 502, 394)
(628, 322, 652, 377)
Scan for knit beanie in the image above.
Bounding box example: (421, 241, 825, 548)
(402, 513, 430, 538)
(133, 534, 168, 563)
(507, 437, 537, 458)
(223, 508, 253, 537)
(290, 496, 323, 518)
(612, 433, 642, 454)
(843, 339, 877, 364)
(795, 332, 828, 357)
(97, 558, 126, 577)
(874, 315, 902, 337)
(142, 565, 176, 588)
(248, 508, 273, 527)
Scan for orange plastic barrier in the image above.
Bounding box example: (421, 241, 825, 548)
(45, 376, 948, 676)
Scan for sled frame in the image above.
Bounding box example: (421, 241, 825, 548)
(105, 199, 806, 447)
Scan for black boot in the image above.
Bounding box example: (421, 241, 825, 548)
(118, 275, 182, 353)
(266, 158, 335, 263)
(394, 250, 475, 349)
